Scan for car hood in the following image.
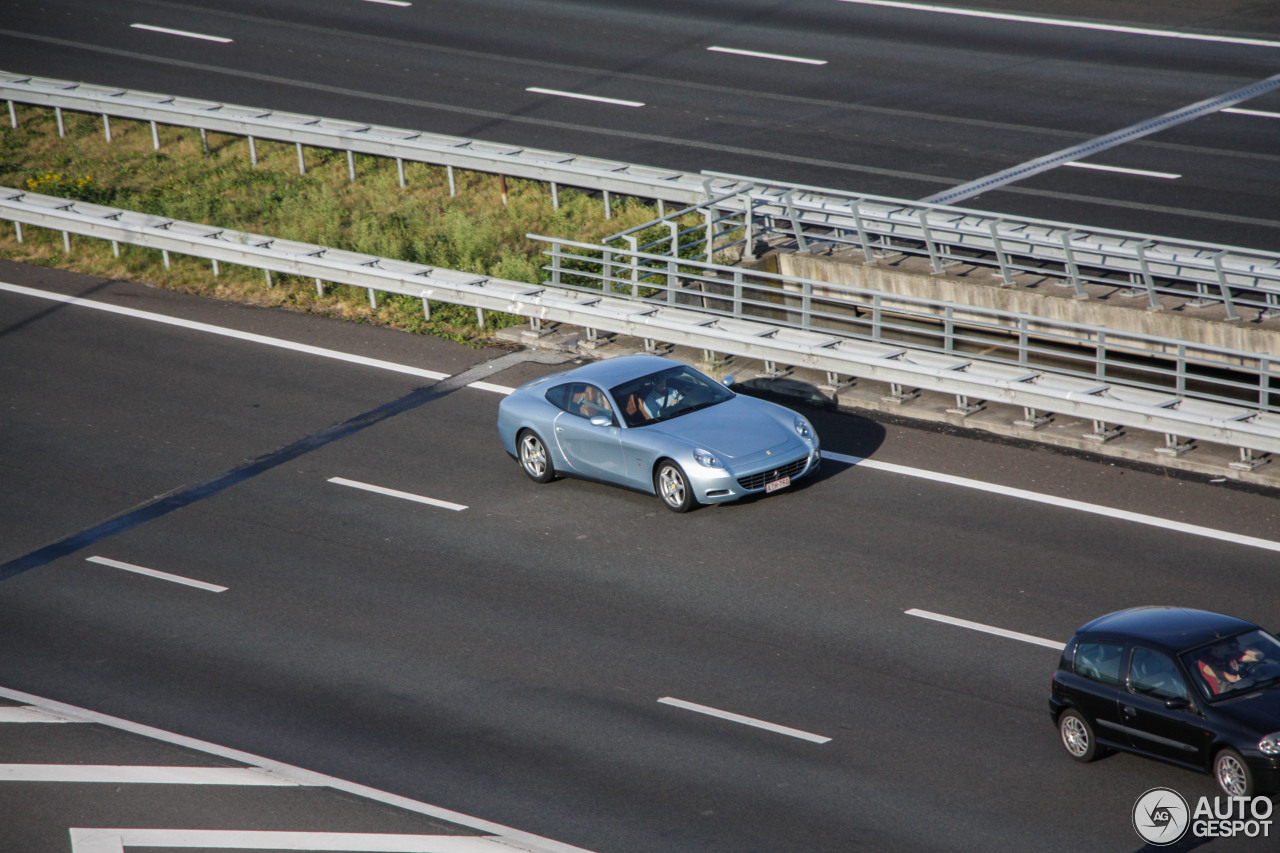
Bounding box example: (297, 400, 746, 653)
(645, 396, 800, 459)
(1213, 683, 1280, 729)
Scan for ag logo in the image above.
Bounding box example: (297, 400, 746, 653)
(1133, 787, 1190, 845)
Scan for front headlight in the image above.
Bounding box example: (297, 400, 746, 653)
(794, 416, 812, 439)
(694, 448, 722, 468)
(1261, 732, 1280, 755)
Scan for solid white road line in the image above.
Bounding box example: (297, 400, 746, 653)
(0, 686, 598, 853)
(822, 451, 1280, 554)
(86, 556, 228, 592)
(130, 24, 232, 43)
(1225, 107, 1280, 119)
(328, 477, 468, 511)
(525, 88, 645, 108)
(706, 46, 827, 65)
(1065, 162, 1181, 179)
(906, 608, 1066, 650)
(658, 697, 831, 743)
(363, 0, 412, 6)
(0, 765, 302, 784)
(0, 282, 451, 382)
(832, 0, 1280, 49)
(0, 705, 78, 723)
(68, 829, 512, 853)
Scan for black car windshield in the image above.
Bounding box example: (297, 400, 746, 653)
(1181, 629, 1280, 700)
(610, 365, 734, 428)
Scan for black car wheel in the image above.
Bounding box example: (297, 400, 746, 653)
(1214, 748, 1255, 797)
(518, 430, 555, 483)
(654, 460, 696, 513)
(1058, 709, 1100, 762)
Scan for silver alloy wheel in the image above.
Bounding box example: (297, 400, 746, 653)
(520, 432, 549, 480)
(1216, 751, 1249, 796)
(657, 463, 689, 511)
(1061, 714, 1089, 758)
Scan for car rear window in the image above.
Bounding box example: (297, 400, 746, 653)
(1074, 641, 1124, 686)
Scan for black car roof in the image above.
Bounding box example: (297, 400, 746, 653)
(1074, 607, 1258, 652)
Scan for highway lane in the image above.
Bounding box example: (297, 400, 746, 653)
(4, 268, 1280, 852)
(2, 1, 1279, 248)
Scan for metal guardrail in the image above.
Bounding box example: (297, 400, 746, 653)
(2, 186, 1278, 465)
(0, 71, 709, 210)
(7, 70, 1280, 325)
(612, 173, 1280, 324)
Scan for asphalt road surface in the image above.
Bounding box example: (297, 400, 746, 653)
(2, 0, 1280, 249)
(3, 259, 1280, 852)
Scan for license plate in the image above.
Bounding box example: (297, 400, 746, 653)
(765, 475, 791, 494)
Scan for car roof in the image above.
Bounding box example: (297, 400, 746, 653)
(1073, 606, 1258, 652)
(540, 354, 686, 387)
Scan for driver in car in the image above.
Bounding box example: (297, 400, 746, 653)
(1197, 642, 1265, 695)
(642, 376, 682, 419)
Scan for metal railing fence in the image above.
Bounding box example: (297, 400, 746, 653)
(536, 235, 1280, 415)
(6, 70, 1280, 325)
(3, 186, 1279, 463)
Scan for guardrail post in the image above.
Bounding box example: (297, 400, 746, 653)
(6, 100, 15, 129)
(13, 221, 21, 243)
(348, 151, 357, 182)
(1059, 231, 1087, 298)
(602, 247, 613, 296)
(852, 202, 875, 264)
(161, 249, 170, 269)
(1133, 241, 1162, 310)
(421, 297, 431, 320)
(55, 107, 64, 137)
(550, 181, 559, 210)
(396, 157, 406, 187)
(315, 278, 324, 296)
(783, 191, 808, 253)
(248, 136, 258, 167)
(212, 259, 219, 276)
(104, 115, 112, 143)
(989, 221, 1014, 286)
(1212, 252, 1241, 322)
(743, 193, 755, 260)
(111, 240, 119, 258)
(150, 120, 159, 151)
(62, 231, 70, 254)
(447, 165, 456, 196)
(604, 190, 611, 219)
(918, 210, 944, 275)
(625, 236, 639, 298)
(200, 128, 208, 156)
(297, 143, 306, 175)
(733, 270, 743, 319)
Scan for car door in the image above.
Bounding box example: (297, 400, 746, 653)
(1120, 646, 1214, 768)
(551, 383, 626, 482)
(1068, 640, 1130, 747)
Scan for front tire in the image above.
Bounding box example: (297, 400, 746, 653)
(1058, 709, 1100, 762)
(654, 460, 696, 513)
(1214, 748, 1255, 797)
(518, 430, 556, 483)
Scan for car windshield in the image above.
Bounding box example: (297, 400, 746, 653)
(1181, 629, 1280, 700)
(610, 365, 734, 428)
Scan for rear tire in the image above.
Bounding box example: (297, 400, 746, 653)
(1059, 709, 1100, 762)
(654, 460, 696, 513)
(518, 430, 555, 483)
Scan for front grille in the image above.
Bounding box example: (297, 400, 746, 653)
(737, 457, 808, 491)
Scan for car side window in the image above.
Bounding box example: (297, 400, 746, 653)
(1073, 641, 1125, 687)
(1128, 647, 1189, 701)
(547, 383, 614, 422)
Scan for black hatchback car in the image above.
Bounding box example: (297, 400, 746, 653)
(1049, 607, 1280, 796)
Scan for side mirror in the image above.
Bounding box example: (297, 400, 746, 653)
(1164, 697, 1190, 711)
(721, 375, 735, 387)
(589, 414, 613, 428)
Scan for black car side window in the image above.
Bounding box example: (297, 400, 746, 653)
(1128, 647, 1190, 701)
(1074, 641, 1125, 686)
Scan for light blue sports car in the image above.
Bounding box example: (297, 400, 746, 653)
(497, 354, 820, 512)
